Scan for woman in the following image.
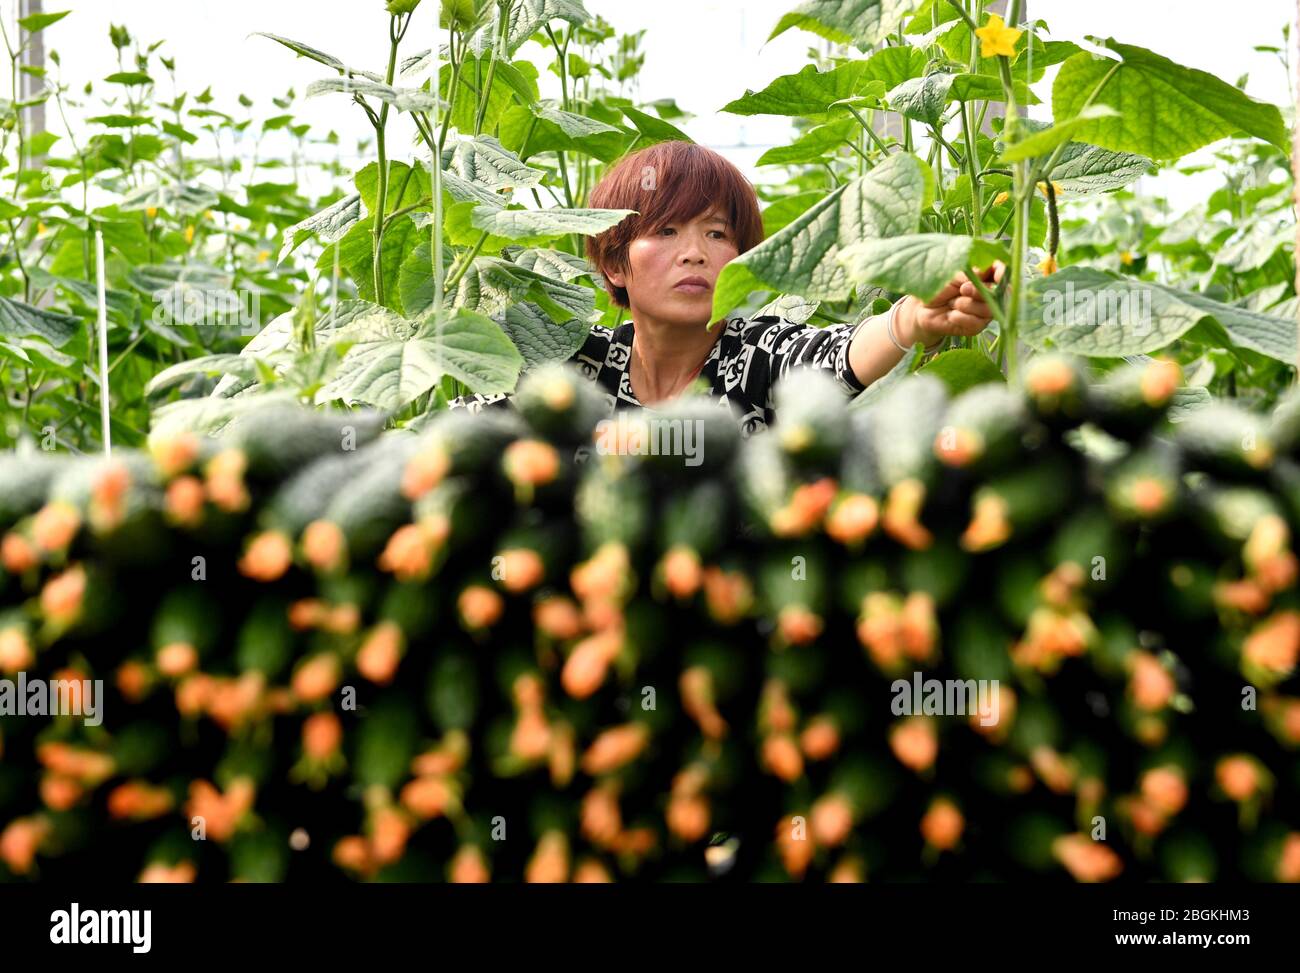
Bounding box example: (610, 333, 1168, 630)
(449, 140, 1002, 436)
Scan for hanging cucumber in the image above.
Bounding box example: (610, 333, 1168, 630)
(1173, 401, 1275, 480)
(1087, 359, 1182, 441)
(1102, 437, 1182, 523)
(0, 451, 73, 527)
(1021, 354, 1091, 431)
(961, 457, 1076, 552)
(867, 374, 950, 490)
(513, 362, 609, 447)
(771, 369, 851, 474)
(315, 434, 423, 566)
(218, 400, 389, 482)
(935, 383, 1037, 475)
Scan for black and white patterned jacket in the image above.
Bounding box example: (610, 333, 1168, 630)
(446, 314, 872, 438)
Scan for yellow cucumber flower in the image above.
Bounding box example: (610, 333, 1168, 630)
(976, 13, 1022, 58)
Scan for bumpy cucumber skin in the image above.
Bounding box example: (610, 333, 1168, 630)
(1173, 402, 1274, 481)
(222, 402, 388, 480)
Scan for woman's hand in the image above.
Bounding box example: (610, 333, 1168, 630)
(896, 261, 1006, 349)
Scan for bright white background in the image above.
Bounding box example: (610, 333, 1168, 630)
(10, 0, 1297, 210)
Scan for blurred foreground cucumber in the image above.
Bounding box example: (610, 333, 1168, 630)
(0, 363, 1297, 885)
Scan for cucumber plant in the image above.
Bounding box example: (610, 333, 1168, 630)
(713, 0, 1295, 400)
(0, 12, 332, 453)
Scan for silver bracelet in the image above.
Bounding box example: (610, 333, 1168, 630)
(883, 297, 943, 353)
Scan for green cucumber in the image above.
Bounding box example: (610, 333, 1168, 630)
(1173, 401, 1275, 479)
(1088, 359, 1181, 441)
(936, 383, 1035, 474)
(219, 400, 388, 481)
(771, 369, 850, 473)
(1102, 437, 1182, 522)
(867, 374, 949, 489)
(513, 362, 609, 446)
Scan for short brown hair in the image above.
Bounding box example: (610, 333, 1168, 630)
(584, 140, 764, 309)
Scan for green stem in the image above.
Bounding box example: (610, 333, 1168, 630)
(929, 128, 965, 167)
(961, 101, 983, 237)
(994, 21, 1024, 384)
(944, 0, 979, 33)
(5, 217, 29, 298)
(841, 138, 871, 164)
(847, 105, 890, 156)
(438, 30, 464, 155)
(383, 196, 432, 231)
(1044, 180, 1059, 257)
(108, 330, 149, 374)
(473, 0, 513, 135)
(444, 230, 490, 292)
(370, 15, 406, 306)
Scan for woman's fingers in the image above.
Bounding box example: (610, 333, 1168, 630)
(953, 295, 990, 317)
(924, 280, 962, 307)
(943, 311, 990, 333)
(917, 262, 1006, 315)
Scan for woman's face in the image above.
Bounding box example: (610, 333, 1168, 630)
(604, 205, 739, 326)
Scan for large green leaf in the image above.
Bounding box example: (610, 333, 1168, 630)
(354, 160, 431, 214)
(495, 0, 591, 57)
(316, 305, 523, 409)
(918, 348, 1005, 394)
(306, 76, 441, 113)
(757, 118, 857, 167)
(320, 162, 430, 309)
(496, 302, 591, 369)
(468, 205, 636, 242)
(498, 105, 628, 163)
(885, 73, 953, 127)
(118, 181, 220, 215)
(324, 214, 425, 310)
(996, 105, 1120, 163)
(439, 168, 509, 210)
(761, 192, 823, 236)
(1044, 141, 1152, 194)
(145, 354, 262, 397)
(1022, 266, 1297, 363)
(506, 247, 594, 283)
(861, 46, 928, 90)
(401, 246, 596, 329)
(837, 233, 1009, 302)
(710, 151, 930, 320)
(721, 62, 885, 118)
(278, 192, 362, 264)
(887, 72, 1037, 126)
(439, 53, 537, 134)
(947, 73, 1037, 105)
(412, 248, 596, 368)
(620, 106, 692, 148)
(450, 134, 544, 193)
(1052, 39, 1289, 160)
(768, 0, 926, 51)
(0, 297, 80, 347)
(253, 33, 382, 81)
